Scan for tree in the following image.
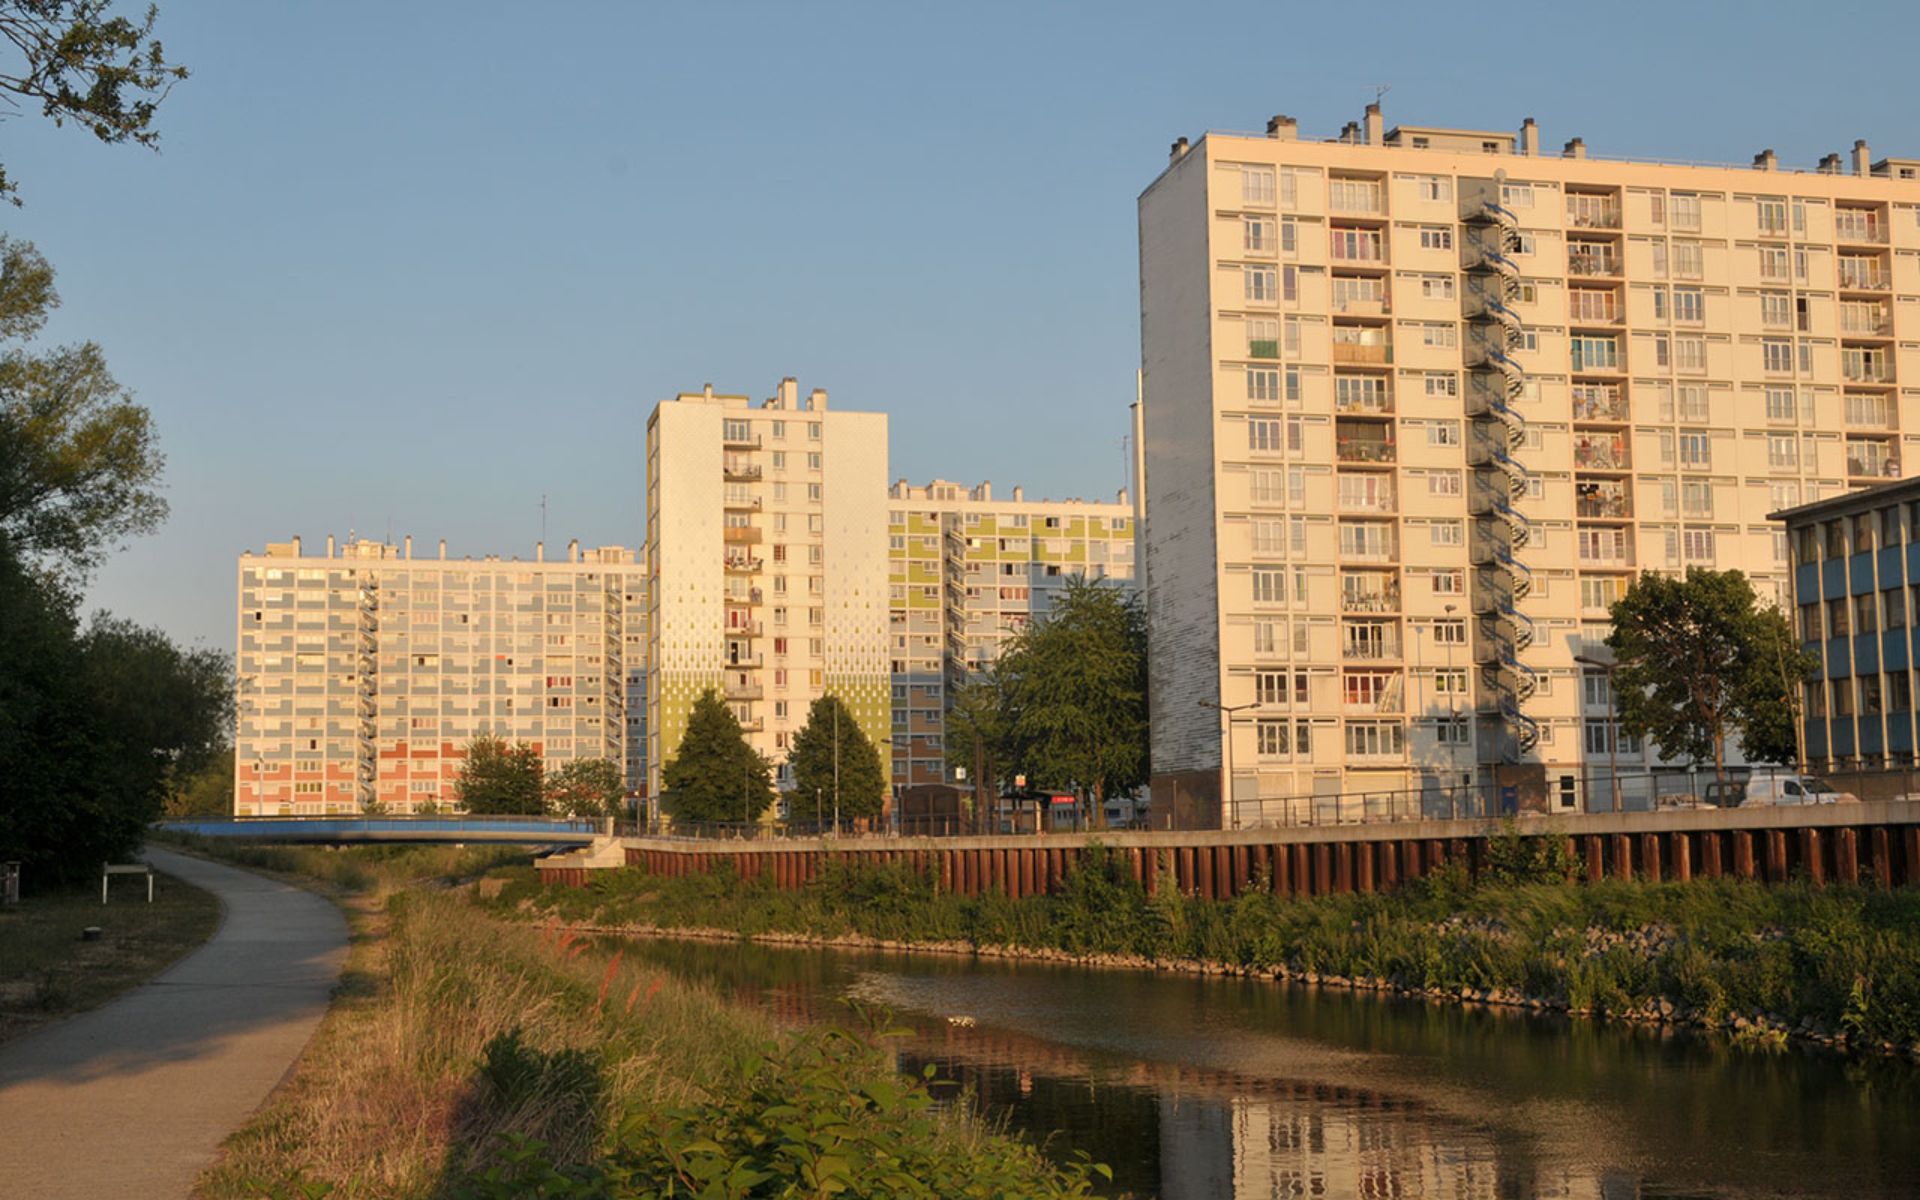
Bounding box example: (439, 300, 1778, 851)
(944, 672, 1009, 833)
(0, 237, 166, 576)
(995, 578, 1148, 828)
(788, 693, 887, 821)
(1737, 604, 1822, 768)
(0, 2, 189, 205)
(545, 757, 626, 819)
(661, 689, 774, 824)
(1606, 568, 1814, 782)
(455, 735, 546, 815)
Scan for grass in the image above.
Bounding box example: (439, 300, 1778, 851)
(0, 868, 222, 1045)
(493, 843, 1920, 1056)
(173, 841, 1106, 1199)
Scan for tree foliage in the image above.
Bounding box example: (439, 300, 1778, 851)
(1606, 568, 1815, 778)
(944, 671, 1008, 831)
(788, 693, 887, 820)
(995, 578, 1148, 822)
(544, 757, 626, 819)
(661, 689, 775, 824)
(0, 235, 165, 575)
(455, 735, 546, 815)
(0, 1, 188, 204)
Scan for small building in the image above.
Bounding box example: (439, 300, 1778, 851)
(1774, 478, 1920, 772)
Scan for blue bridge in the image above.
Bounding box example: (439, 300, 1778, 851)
(155, 816, 605, 846)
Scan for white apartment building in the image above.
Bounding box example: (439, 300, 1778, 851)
(1140, 104, 1920, 828)
(234, 536, 647, 815)
(645, 379, 891, 807)
(887, 479, 1137, 790)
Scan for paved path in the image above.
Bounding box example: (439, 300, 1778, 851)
(0, 847, 347, 1198)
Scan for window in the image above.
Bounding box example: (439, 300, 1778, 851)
(1764, 387, 1797, 423)
(1766, 434, 1799, 468)
(1799, 602, 1823, 640)
(1250, 468, 1284, 504)
(1427, 422, 1461, 446)
(1756, 199, 1788, 234)
(1328, 178, 1382, 212)
(1673, 288, 1704, 323)
(1758, 246, 1790, 280)
(1248, 419, 1283, 452)
(1244, 217, 1275, 251)
(1501, 183, 1535, 208)
(1673, 240, 1704, 278)
(1427, 471, 1463, 497)
(1251, 569, 1286, 604)
(1432, 569, 1464, 594)
(1581, 576, 1625, 610)
(1679, 431, 1711, 468)
(1420, 323, 1457, 348)
(1570, 336, 1618, 371)
(1418, 226, 1453, 251)
(1675, 336, 1706, 372)
(1433, 619, 1467, 646)
(1893, 672, 1913, 713)
(1247, 317, 1279, 359)
(1424, 372, 1458, 397)
(1244, 265, 1278, 302)
(1345, 721, 1405, 757)
(1759, 292, 1791, 328)
(1429, 521, 1463, 546)
(1416, 175, 1451, 202)
(1828, 596, 1851, 637)
(1856, 592, 1879, 635)
(1420, 274, 1456, 300)
(1682, 529, 1715, 562)
(1761, 339, 1793, 373)
(1671, 193, 1702, 230)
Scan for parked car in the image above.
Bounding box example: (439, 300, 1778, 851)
(1701, 776, 1859, 807)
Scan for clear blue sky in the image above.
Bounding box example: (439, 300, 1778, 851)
(9, 0, 1915, 653)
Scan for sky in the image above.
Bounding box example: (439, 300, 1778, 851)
(8, 0, 1917, 653)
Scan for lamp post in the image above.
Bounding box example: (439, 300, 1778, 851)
(1199, 700, 1259, 829)
(1573, 652, 1621, 812)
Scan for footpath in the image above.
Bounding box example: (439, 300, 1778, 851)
(0, 846, 347, 1198)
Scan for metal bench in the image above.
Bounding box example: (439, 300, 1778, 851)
(103, 862, 154, 904)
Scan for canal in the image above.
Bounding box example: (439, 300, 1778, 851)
(620, 935, 1920, 1199)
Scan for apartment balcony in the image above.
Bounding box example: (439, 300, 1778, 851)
(1342, 640, 1401, 662)
(1341, 587, 1400, 614)
(722, 430, 762, 450)
(1574, 437, 1630, 471)
(724, 682, 764, 702)
(1332, 342, 1393, 365)
(1838, 261, 1889, 290)
(1332, 294, 1390, 317)
(724, 620, 763, 638)
(723, 460, 763, 481)
(1334, 391, 1394, 416)
(1565, 199, 1621, 229)
(723, 495, 762, 512)
(1247, 338, 1280, 359)
(1571, 388, 1628, 422)
(1575, 481, 1631, 519)
(726, 587, 765, 607)
(1839, 311, 1893, 337)
(1843, 361, 1895, 385)
(722, 526, 763, 544)
(1567, 250, 1622, 278)
(1344, 691, 1405, 715)
(1569, 347, 1622, 374)
(1847, 442, 1900, 480)
(1835, 215, 1888, 245)
(1336, 435, 1396, 465)
(737, 716, 765, 733)
(723, 554, 763, 573)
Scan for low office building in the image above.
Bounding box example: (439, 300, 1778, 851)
(887, 479, 1138, 791)
(234, 536, 647, 815)
(1777, 477, 1920, 771)
(645, 379, 891, 805)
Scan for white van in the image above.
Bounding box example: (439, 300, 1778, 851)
(1701, 776, 1859, 808)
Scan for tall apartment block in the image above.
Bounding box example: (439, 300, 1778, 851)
(1139, 104, 1920, 828)
(234, 536, 647, 815)
(887, 479, 1138, 790)
(645, 379, 891, 807)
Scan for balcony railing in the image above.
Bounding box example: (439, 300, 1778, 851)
(1342, 641, 1401, 661)
(723, 461, 763, 481)
(724, 682, 764, 701)
(1572, 391, 1628, 421)
(1840, 312, 1893, 336)
(1574, 439, 1630, 470)
(1334, 392, 1394, 415)
(1847, 454, 1901, 479)
(725, 620, 763, 638)
(721, 432, 763, 449)
(722, 495, 762, 511)
(1337, 437, 1397, 464)
(1332, 342, 1393, 365)
(1341, 588, 1400, 613)
(723, 555, 763, 572)
(1332, 295, 1390, 316)
(1838, 263, 1888, 290)
(1248, 339, 1280, 359)
(722, 526, 763, 544)
(1566, 202, 1621, 229)
(1835, 218, 1888, 244)
(1567, 251, 1621, 277)
(1576, 495, 1631, 519)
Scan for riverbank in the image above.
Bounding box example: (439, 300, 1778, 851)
(492, 844, 1920, 1061)
(0, 869, 221, 1046)
(165, 840, 1109, 1199)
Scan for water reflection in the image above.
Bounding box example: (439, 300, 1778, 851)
(615, 936, 1920, 1200)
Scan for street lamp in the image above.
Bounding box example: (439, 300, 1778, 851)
(1199, 700, 1259, 829)
(1573, 652, 1621, 813)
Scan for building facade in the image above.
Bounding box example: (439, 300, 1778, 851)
(1778, 477, 1920, 771)
(234, 536, 646, 815)
(644, 379, 891, 807)
(1140, 104, 1920, 827)
(887, 479, 1138, 790)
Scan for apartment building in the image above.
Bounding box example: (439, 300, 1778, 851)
(1777, 477, 1920, 772)
(645, 379, 891, 806)
(234, 536, 647, 815)
(887, 479, 1138, 790)
(1140, 104, 1920, 828)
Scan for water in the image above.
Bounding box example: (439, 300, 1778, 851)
(618, 936, 1920, 1200)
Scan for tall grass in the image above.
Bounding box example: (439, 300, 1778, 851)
(496, 847, 1920, 1052)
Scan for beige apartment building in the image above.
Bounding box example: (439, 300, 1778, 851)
(645, 379, 891, 810)
(887, 479, 1137, 791)
(234, 536, 647, 815)
(1139, 104, 1920, 827)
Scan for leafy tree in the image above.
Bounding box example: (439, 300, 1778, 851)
(0, 1, 189, 205)
(661, 689, 774, 824)
(1737, 603, 1822, 768)
(788, 693, 887, 821)
(545, 757, 626, 819)
(455, 734, 546, 815)
(995, 578, 1148, 827)
(0, 236, 166, 575)
(944, 671, 1009, 833)
(162, 748, 233, 817)
(1606, 568, 1814, 781)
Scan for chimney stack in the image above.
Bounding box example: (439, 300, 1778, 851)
(1012, 486, 1024, 502)
(1520, 117, 1540, 156)
(290, 535, 301, 557)
(326, 533, 336, 558)
(1363, 102, 1383, 146)
(568, 538, 579, 563)
(535, 540, 544, 562)
(1753, 149, 1778, 171)
(1339, 120, 1360, 144)
(403, 535, 413, 559)
(1853, 139, 1872, 176)
(1265, 114, 1297, 141)
(1169, 136, 1189, 163)
(1819, 152, 1842, 174)
(1562, 137, 1587, 160)
(439, 538, 447, 559)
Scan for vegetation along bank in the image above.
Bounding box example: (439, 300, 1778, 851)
(496, 833, 1920, 1062)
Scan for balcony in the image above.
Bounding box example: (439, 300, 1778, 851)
(1248, 338, 1280, 359)
(1336, 434, 1397, 465)
(723, 554, 763, 573)
(737, 716, 765, 734)
(1835, 214, 1888, 244)
(1838, 260, 1888, 290)
(1334, 390, 1393, 416)
(1571, 387, 1628, 422)
(724, 654, 763, 670)
(726, 587, 765, 607)
(1332, 292, 1390, 317)
(1569, 345, 1622, 374)
(1566, 198, 1621, 229)
(724, 620, 763, 638)
(723, 459, 763, 481)
(1847, 442, 1900, 479)
(724, 682, 764, 702)
(1839, 308, 1893, 337)
(1342, 638, 1402, 662)
(1842, 359, 1894, 385)
(1341, 587, 1401, 614)
(1332, 341, 1393, 365)
(1574, 436, 1630, 471)
(722, 430, 762, 450)
(1575, 481, 1631, 519)
(722, 526, 763, 545)
(1567, 249, 1621, 278)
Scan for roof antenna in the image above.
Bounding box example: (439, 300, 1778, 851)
(540, 494, 548, 545)
(1371, 83, 1392, 105)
